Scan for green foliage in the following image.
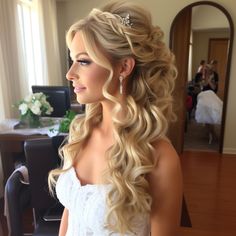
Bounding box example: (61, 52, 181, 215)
(58, 110, 77, 133)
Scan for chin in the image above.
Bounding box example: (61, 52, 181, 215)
(76, 96, 92, 105)
(76, 97, 85, 104)
(76, 94, 103, 105)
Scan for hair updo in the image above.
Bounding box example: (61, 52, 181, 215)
(49, 1, 177, 234)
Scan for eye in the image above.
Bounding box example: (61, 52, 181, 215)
(76, 59, 91, 66)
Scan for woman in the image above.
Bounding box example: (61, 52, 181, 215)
(197, 59, 206, 79)
(49, 1, 182, 235)
(202, 64, 219, 93)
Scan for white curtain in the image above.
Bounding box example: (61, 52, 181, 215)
(0, 0, 24, 119)
(37, 0, 63, 85)
(0, 0, 63, 120)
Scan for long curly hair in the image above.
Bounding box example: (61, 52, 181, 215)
(49, 0, 177, 234)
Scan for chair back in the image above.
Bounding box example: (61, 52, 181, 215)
(24, 135, 65, 222)
(5, 171, 31, 236)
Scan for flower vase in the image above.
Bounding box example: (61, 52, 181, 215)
(20, 114, 41, 128)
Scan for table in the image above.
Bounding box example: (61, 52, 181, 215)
(0, 118, 61, 185)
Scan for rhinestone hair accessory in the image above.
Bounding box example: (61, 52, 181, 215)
(120, 14, 133, 28)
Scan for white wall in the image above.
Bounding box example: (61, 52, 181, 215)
(192, 5, 229, 30)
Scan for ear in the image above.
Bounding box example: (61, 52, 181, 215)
(119, 57, 135, 77)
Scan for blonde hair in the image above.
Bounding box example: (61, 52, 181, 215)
(49, 0, 177, 234)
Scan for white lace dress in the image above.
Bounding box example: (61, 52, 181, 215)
(56, 168, 150, 236)
(195, 90, 223, 124)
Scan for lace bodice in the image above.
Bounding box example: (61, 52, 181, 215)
(56, 168, 150, 236)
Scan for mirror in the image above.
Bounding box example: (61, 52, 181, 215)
(169, 1, 234, 154)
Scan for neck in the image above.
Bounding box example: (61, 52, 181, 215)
(98, 99, 126, 136)
(99, 104, 114, 136)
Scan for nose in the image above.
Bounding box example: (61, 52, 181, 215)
(66, 63, 79, 81)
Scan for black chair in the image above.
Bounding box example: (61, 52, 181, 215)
(24, 136, 66, 235)
(5, 170, 31, 236)
(4, 136, 65, 236)
(31, 86, 71, 117)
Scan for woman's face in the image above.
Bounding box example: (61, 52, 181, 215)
(66, 31, 120, 104)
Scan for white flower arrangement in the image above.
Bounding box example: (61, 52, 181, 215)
(18, 92, 53, 116)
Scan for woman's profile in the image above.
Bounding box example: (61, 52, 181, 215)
(49, 1, 182, 235)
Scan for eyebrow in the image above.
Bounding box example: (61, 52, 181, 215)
(70, 52, 89, 59)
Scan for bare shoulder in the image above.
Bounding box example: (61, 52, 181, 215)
(148, 139, 183, 235)
(149, 138, 182, 189)
(148, 138, 182, 201)
(152, 138, 180, 169)
(149, 138, 182, 194)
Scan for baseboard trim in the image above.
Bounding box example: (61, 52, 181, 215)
(223, 148, 236, 154)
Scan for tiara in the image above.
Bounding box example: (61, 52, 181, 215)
(120, 14, 133, 28)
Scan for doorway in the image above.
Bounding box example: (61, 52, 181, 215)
(169, 2, 234, 154)
(184, 34, 229, 152)
(208, 38, 229, 100)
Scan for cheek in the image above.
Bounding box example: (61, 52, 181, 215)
(87, 69, 109, 89)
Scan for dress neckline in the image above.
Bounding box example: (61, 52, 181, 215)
(70, 167, 109, 188)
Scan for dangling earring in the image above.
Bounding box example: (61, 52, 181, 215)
(119, 75, 124, 94)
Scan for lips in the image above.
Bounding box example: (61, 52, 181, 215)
(73, 85, 86, 93)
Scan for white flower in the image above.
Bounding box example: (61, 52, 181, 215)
(46, 106, 54, 115)
(34, 92, 43, 100)
(34, 100, 42, 108)
(40, 95, 47, 103)
(30, 100, 42, 115)
(19, 103, 28, 115)
(17, 92, 53, 117)
(24, 94, 33, 103)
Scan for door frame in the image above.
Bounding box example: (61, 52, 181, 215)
(208, 38, 229, 101)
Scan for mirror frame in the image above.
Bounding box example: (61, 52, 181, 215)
(169, 1, 234, 153)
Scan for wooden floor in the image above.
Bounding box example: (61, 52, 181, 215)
(1, 150, 236, 236)
(179, 151, 236, 236)
(184, 117, 220, 152)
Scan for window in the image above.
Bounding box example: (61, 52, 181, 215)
(17, 0, 44, 91)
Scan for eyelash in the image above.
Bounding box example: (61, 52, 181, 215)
(76, 59, 91, 66)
